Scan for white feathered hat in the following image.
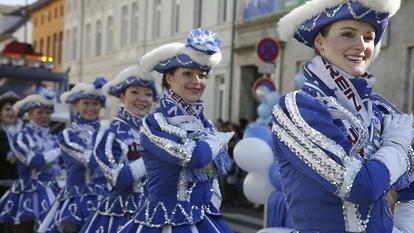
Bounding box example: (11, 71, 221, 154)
(102, 65, 161, 100)
(140, 28, 222, 73)
(60, 77, 107, 105)
(13, 94, 54, 114)
(277, 0, 401, 48)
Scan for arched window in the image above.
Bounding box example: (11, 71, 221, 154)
(95, 20, 102, 56)
(131, 2, 139, 43)
(120, 5, 129, 46)
(106, 16, 113, 53)
(85, 23, 91, 58)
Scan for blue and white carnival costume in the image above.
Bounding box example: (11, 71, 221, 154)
(79, 66, 159, 233)
(120, 90, 233, 233)
(0, 94, 60, 225)
(271, 1, 414, 232)
(38, 78, 108, 233)
(119, 28, 234, 233)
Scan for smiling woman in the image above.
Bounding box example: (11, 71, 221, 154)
(118, 28, 235, 233)
(270, 0, 414, 233)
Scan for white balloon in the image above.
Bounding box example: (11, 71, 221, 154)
(234, 138, 274, 172)
(243, 172, 275, 204)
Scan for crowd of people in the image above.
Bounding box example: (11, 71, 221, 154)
(1, 0, 414, 232)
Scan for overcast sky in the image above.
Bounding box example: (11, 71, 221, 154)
(0, 0, 37, 7)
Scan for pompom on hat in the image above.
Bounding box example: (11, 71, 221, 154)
(60, 77, 107, 105)
(277, 0, 401, 48)
(102, 65, 161, 100)
(139, 28, 222, 73)
(13, 94, 54, 115)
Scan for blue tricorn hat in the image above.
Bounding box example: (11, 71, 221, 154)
(277, 0, 401, 48)
(102, 65, 160, 100)
(139, 28, 222, 73)
(60, 77, 107, 105)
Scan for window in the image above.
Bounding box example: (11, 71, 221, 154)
(131, 2, 139, 43)
(106, 16, 113, 53)
(153, 0, 161, 38)
(46, 36, 50, 55)
(120, 5, 129, 46)
(66, 2, 70, 14)
(194, 0, 202, 27)
(95, 20, 102, 56)
(48, 11, 52, 22)
(218, 0, 228, 23)
(40, 38, 44, 53)
(54, 7, 58, 18)
(65, 30, 70, 61)
(41, 14, 45, 24)
(33, 41, 37, 51)
(214, 75, 226, 119)
(53, 33, 57, 60)
(71, 27, 77, 60)
(34, 17, 37, 27)
(171, 0, 180, 34)
(60, 5, 64, 16)
(58, 31, 63, 64)
(409, 47, 414, 111)
(85, 23, 91, 57)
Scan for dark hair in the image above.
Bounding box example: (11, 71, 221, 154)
(314, 23, 333, 55)
(0, 98, 18, 112)
(162, 67, 178, 90)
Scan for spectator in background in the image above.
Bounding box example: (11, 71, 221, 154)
(0, 92, 22, 233)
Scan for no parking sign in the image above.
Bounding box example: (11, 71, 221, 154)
(256, 37, 280, 63)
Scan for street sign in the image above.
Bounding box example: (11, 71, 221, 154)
(257, 62, 275, 74)
(256, 37, 280, 63)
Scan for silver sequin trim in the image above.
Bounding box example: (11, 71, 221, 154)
(272, 106, 346, 188)
(285, 92, 363, 199)
(141, 120, 195, 166)
(154, 113, 188, 138)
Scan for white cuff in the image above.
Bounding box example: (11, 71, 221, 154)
(216, 131, 235, 146)
(371, 145, 409, 184)
(44, 148, 61, 163)
(128, 158, 146, 180)
(202, 135, 220, 159)
(394, 201, 414, 233)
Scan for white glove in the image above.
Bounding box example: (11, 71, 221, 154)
(211, 178, 222, 209)
(371, 146, 409, 184)
(216, 131, 235, 146)
(128, 158, 146, 180)
(201, 134, 221, 159)
(382, 114, 413, 153)
(6, 151, 16, 163)
(394, 201, 414, 233)
(44, 148, 61, 163)
(372, 114, 413, 184)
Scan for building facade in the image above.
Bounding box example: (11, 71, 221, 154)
(63, 0, 235, 120)
(63, 0, 414, 122)
(31, 0, 65, 72)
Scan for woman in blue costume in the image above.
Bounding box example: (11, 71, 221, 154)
(0, 94, 61, 232)
(79, 65, 160, 233)
(271, 0, 414, 232)
(119, 28, 234, 233)
(38, 77, 108, 233)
